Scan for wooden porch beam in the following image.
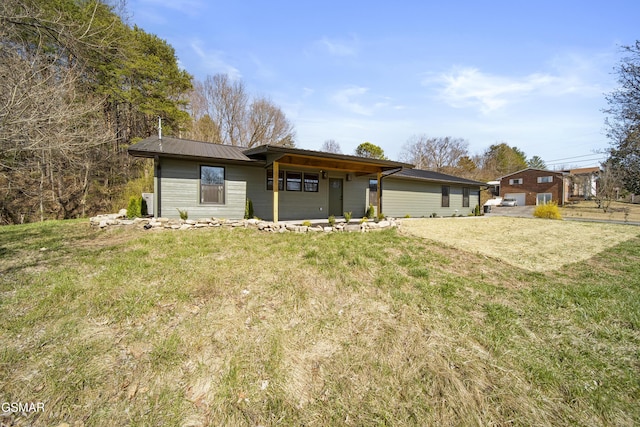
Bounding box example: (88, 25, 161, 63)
(273, 161, 279, 223)
(377, 171, 382, 216)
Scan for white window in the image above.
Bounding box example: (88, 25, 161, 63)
(537, 193, 553, 205)
(537, 176, 553, 183)
(509, 178, 523, 185)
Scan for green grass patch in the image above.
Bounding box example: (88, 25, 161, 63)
(0, 220, 639, 425)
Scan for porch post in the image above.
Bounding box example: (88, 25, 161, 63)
(273, 161, 279, 223)
(377, 171, 382, 216)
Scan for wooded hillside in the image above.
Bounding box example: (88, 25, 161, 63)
(0, 0, 195, 224)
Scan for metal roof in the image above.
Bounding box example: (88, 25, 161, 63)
(243, 144, 412, 169)
(389, 168, 487, 186)
(128, 136, 255, 163)
(128, 137, 484, 186)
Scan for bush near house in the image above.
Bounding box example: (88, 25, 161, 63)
(533, 202, 562, 220)
(126, 196, 142, 219)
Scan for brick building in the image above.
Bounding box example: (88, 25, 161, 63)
(499, 168, 567, 206)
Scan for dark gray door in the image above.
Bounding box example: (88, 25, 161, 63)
(329, 178, 343, 216)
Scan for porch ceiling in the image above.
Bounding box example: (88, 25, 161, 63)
(275, 153, 399, 175)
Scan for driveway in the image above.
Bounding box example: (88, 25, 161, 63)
(485, 205, 535, 218)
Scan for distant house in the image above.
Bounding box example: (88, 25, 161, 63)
(127, 136, 486, 221)
(498, 168, 567, 206)
(563, 167, 599, 200)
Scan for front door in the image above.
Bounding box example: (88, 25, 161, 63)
(329, 178, 343, 216)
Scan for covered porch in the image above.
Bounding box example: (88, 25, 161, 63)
(243, 145, 410, 222)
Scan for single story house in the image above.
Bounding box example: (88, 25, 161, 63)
(128, 136, 485, 221)
(498, 168, 567, 206)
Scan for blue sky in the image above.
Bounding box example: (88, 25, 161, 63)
(128, 0, 639, 169)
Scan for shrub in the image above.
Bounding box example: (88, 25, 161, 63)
(474, 204, 481, 216)
(127, 196, 142, 219)
(366, 204, 375, 219)
(302, 220, 312, 227)
(176, 208, 189, 221)
(244, 198, 254, 219)
(344, 211, 352, 223)
(328, 215, 336, 227)
(533, 202, 562, 220)
(111, 160, 153, 212)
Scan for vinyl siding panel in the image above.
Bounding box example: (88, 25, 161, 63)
(383, 178, 480, 217)
(277, 167, 328, 220)
(343, 176, 370, 217)
(159, 158, 252, 219)
(245, 169, 370, 221)
(244, 167, 272, 220)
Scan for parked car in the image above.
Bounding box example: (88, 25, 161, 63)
(500, 198, 518, 207)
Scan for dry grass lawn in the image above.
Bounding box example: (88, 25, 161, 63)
(1, 220, 639, 426)
(401, 217, 640, 272)
(561, 200, 640, 222)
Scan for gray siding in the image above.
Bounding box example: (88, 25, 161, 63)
(246, 168, 370, 221)
(383, 177, 480, 217)
(158, 158, 255, 219)
(343, 176, 370, 217)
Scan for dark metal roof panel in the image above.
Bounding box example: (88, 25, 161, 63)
(390, 168, 487, 186)
(128, 136, 253, 162)
(243, 144, 412, 169)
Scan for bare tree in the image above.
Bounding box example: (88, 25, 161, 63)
(246, 97, 295, 147)
(186, 81, 222, 142)
(0, 0, 114, 223)
(205, 74, 248, 146)
(594, 161, 622, 213)
(320, 139, 342, 153)
(400, 135, 469, 172)
(186, 74, 295, 147)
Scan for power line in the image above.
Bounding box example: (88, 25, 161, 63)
(546, 157, 606, 167)
(545, 152, 606, 163)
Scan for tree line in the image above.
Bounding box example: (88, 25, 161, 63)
(0, 0, 294, 224)
(2, 0, 637, 224)
(326, 137, 544, 182)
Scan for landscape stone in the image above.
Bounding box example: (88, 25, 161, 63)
(92, 211, 399, 234)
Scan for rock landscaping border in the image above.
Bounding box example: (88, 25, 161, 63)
(90, 211, 400, 233)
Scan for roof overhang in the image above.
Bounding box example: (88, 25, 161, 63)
(244, 145, 411, 176)
(127, 136, 264, 167)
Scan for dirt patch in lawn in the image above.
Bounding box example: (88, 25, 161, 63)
(401, 217, 640, 272)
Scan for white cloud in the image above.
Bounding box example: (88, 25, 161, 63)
(190, 40, 241, 80)
(329, 87, 404, 116)
(315, 36, 358, 57)
(425, 67, 554, 113)
(425, 64, 604, 114)
(331, 87, 373, 115)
